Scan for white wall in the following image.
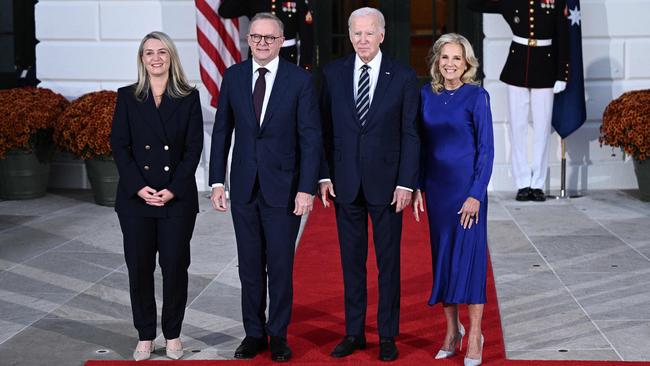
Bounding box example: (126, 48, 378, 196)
(37, 0, 650, 192)
(35, 0, 222, 190)
(481, 0, 650, 192)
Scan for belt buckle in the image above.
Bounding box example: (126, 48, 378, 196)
(528, 38, 537, 47)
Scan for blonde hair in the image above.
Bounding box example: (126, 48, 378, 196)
(427, 33, 480, 93)
(134, 31, 194, 102)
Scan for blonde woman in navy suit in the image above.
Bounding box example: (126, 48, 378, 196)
(110, 31, 203, 361)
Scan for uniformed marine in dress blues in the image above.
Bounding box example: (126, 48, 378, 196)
(219, 0, 314, 70)
(469, 0, 570, 201)
(469, 0, 569, 88)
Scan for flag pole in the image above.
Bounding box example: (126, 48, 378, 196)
(549, 137, 583, 199)
(560, 138, 566, 198)
(548, 0, 586, 199)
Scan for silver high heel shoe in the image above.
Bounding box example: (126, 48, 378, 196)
(165, 338, 184, 360)
(133, 340, 155, 361)
(434, 323, 465, 359)
(463, 334, 484, 366)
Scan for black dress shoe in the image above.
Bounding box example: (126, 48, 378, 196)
(516, 187, 531, 201)
(270, 336, 292, 362)
(379, 337, 398, 361)
(330, 335, 366, 358)
(529, 188, 546, 202)
(234, 336, 267, 359)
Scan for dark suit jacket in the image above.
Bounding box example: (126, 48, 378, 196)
(468, 0, 570, 88)
(218, 0, 314, 69)
(110, 86, 204, 217)
(319, 53, 420, 205)
(209, 58, 321, 208)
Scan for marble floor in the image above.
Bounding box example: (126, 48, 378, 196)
(0, 189, 649, 365)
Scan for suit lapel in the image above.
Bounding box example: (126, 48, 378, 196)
(343, 55, 361, 128)
(365, 55, 394, 127)
(239, 59, 258, 130)
(135, 92, 168, 143)
(158, 93, 181, 140)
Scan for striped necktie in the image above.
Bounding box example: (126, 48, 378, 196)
(356, 64, 370, 127)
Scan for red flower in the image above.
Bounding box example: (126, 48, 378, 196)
(600, 90, 650, 161)
(53, 91, 117, 159)
(0, 87, 69, 158)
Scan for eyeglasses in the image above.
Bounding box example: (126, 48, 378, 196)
(249, 34, 282, 45)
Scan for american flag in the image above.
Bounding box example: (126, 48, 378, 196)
(195, 0, 241, 107)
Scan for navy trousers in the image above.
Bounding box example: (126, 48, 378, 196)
(118, 214, 196, 340)
(231, 186, 301, 339)
(335, 188, 402, 338)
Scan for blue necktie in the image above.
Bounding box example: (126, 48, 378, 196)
(356, 65, 370, 127)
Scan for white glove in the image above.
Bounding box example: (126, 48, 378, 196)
(553, 80, 567, 94)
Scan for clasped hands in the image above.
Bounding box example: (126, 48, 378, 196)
(210, 186, 314, 216)
(413, 191, 480, 229)
(319, 181, 412, 212)
(138, 186, 175, 206)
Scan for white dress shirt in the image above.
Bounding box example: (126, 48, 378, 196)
(252, 56, 279, 125)
(353, 50, 382, 105)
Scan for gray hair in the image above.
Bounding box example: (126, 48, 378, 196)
(250, 12, 284, 36)
(427, 33, 480, 93)
(134, 31, 193, 102)
(348, 7, 385, 31)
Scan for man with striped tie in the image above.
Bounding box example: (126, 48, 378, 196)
(317, 7, 419, 362)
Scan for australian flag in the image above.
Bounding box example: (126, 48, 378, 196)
(552, 0, 586, 139)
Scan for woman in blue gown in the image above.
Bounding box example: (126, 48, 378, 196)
(413, 33, 494, 366)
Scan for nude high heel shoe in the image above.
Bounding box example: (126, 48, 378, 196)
(434, 323, 465, 359)
(165, 338, 184, 360)
(463, 334, 484, 366)
(133, 340, 155, 361)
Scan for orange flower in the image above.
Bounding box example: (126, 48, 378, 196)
(600, 90, 650, 161)
(53, 91, 117, 159)
(0, 87, 69, 158)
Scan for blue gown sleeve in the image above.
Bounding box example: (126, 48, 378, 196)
(468, 88, 495, 202)
(417, 87, 427, 191)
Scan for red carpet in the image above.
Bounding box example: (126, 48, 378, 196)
(288, 204, 506, 365)
(86, 204, 649, 365)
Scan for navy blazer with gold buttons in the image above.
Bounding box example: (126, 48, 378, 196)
(110, 86, 204, 217)
(469, 0, 570, 88)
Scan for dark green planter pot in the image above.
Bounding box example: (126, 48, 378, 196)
(85, 156, 119, 207)
(0, 149, 50, 200)
(633, 158, 650, 202)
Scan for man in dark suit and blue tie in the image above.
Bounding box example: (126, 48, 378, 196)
(209, 12, 321, 363)
(318, 7, 420, 362)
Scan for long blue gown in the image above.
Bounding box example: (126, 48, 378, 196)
(419, 83, 494, 305)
